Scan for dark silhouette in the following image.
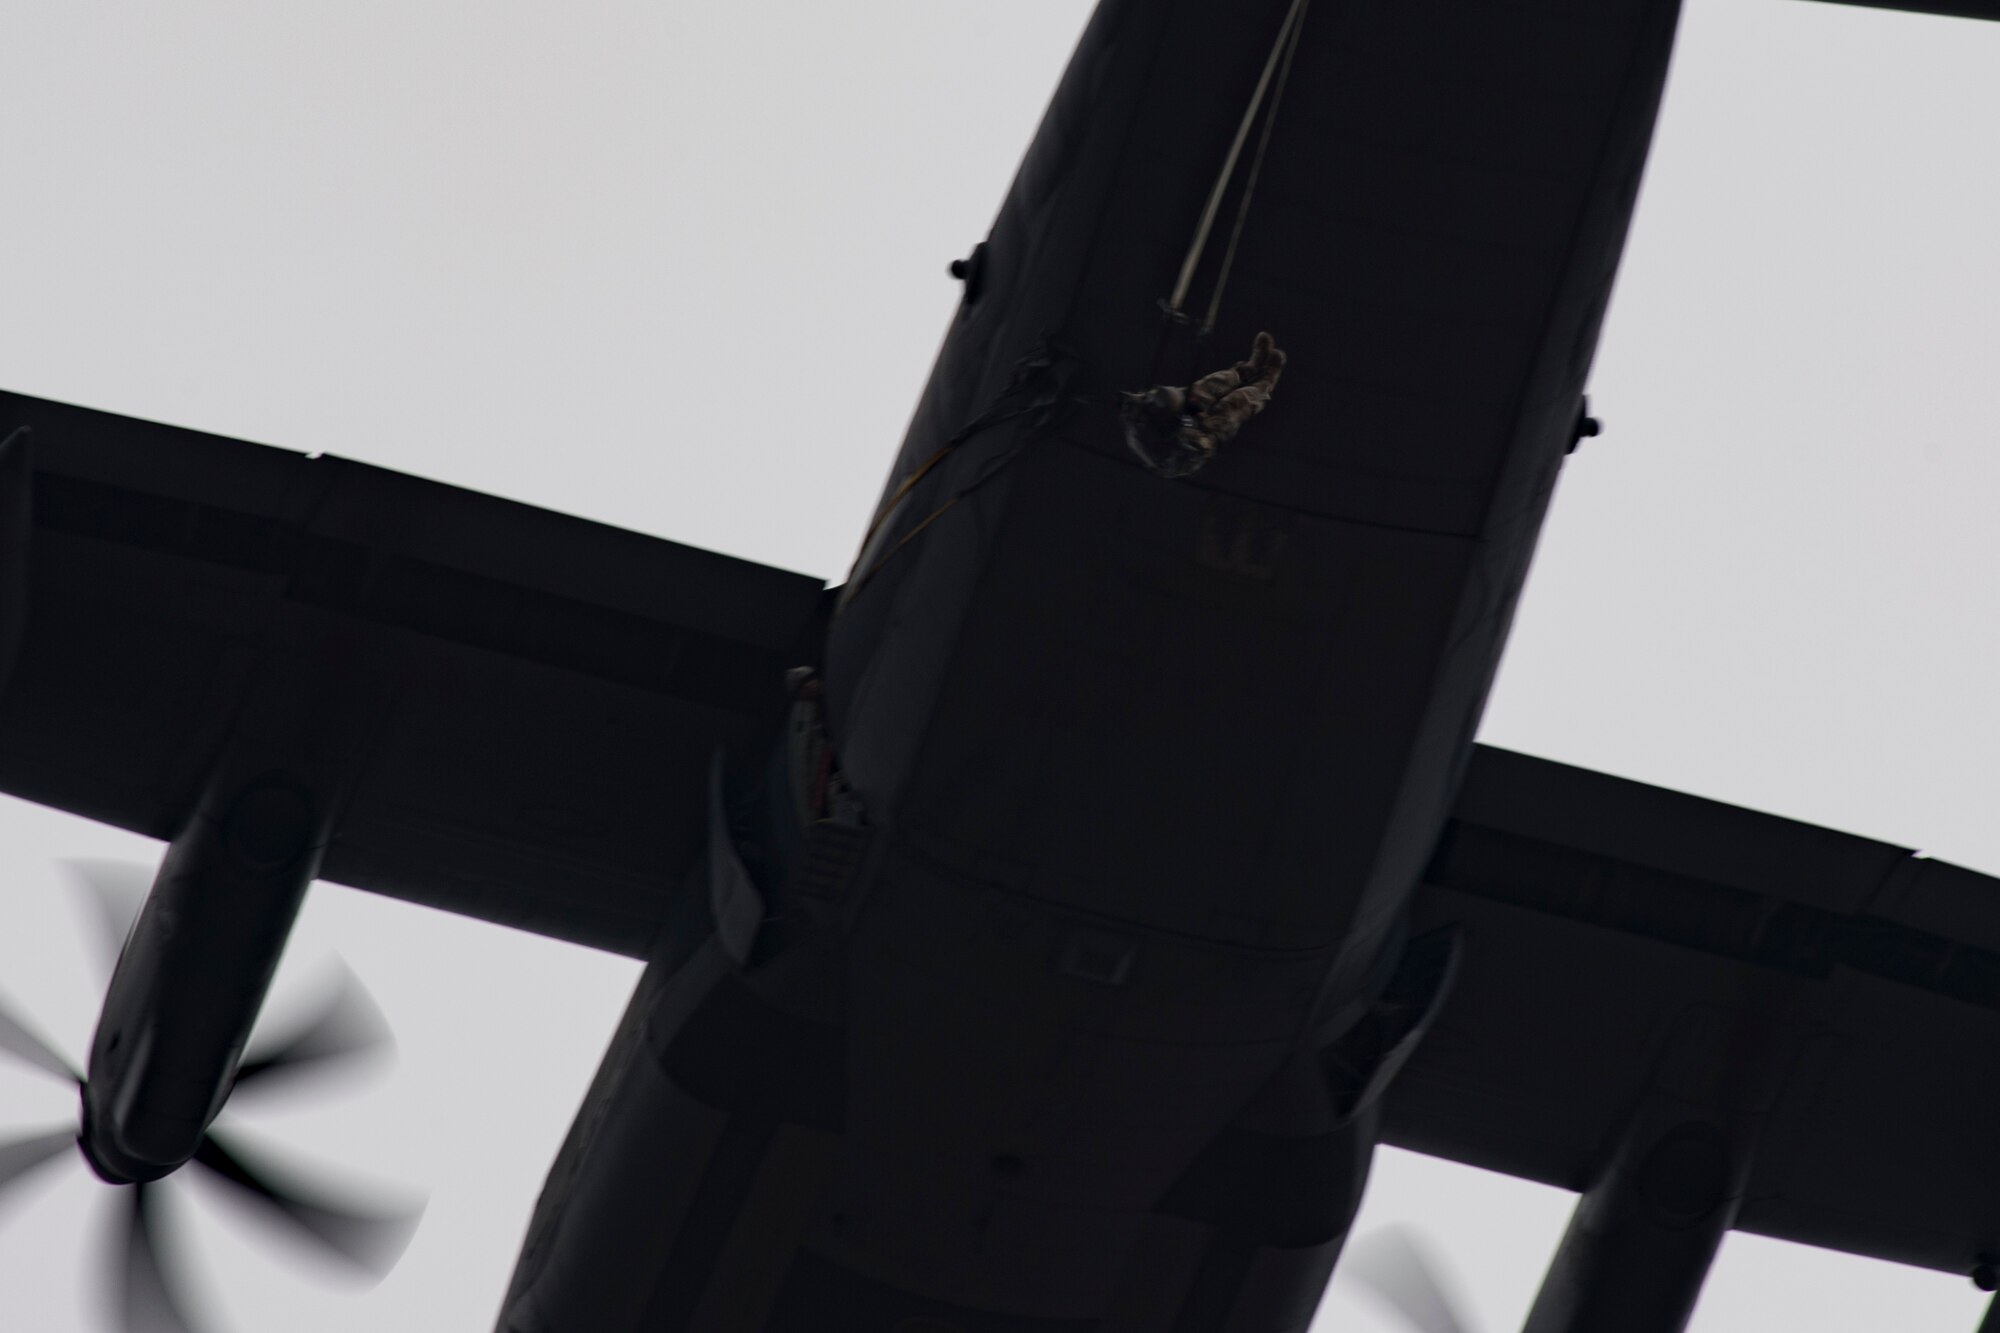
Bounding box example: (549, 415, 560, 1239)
(0, 0, 1995, 1329)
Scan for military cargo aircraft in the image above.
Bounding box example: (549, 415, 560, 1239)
(3, 0, 2000, 1329)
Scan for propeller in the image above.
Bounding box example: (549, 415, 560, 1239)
(1341, 1225, 1480, 1333)
(0, 861, 423, 1332)
(231, 962, 392, 1097)
(0, 1125, 77, 1195)
(120, 1182, 196, 1333)
(0, 996, 78, 1084)
(68, 858, 151, 976)
(193, 1130, 418, 1271)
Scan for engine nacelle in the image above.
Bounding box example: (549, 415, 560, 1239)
(77, 627, 385, 1185)
(81, 771, 333, 1183)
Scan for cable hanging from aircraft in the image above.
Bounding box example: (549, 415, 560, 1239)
(841, 341, 1080, 606)
(1166, 0, 1314, 335)
(1121, 1, 1311, 482)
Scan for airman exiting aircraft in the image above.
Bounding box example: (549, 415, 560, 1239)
(1122, 330, 1286, 479)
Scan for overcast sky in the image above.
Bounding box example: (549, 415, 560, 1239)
(1, 1, 1998, 1329)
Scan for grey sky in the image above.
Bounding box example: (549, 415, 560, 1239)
(1, 1, 1996, 1329)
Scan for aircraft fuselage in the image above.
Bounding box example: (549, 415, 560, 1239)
(499, 0, 1684, 1326)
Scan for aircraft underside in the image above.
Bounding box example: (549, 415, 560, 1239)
(5, 0, 1998, 1330)
(499, 0, 1683, 1326)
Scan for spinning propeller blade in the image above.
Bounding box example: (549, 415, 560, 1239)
(64, 859, 151, 974)
(119, 1181, 201, 1333)
(232, 961, 392, 1095)
(193, 1130, 421, 1277)
(1343, 1226, 1478, 1333)
(0, 992, 78, 1084)
(0, 1126, 76, 1201)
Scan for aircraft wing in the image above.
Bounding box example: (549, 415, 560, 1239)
(1392, 743, 2000, 1277)
(13, 392, 1998, 1275)
(0, 391, 825, 958)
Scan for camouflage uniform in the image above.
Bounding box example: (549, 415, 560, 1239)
(1123, 332, 1287, 479)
